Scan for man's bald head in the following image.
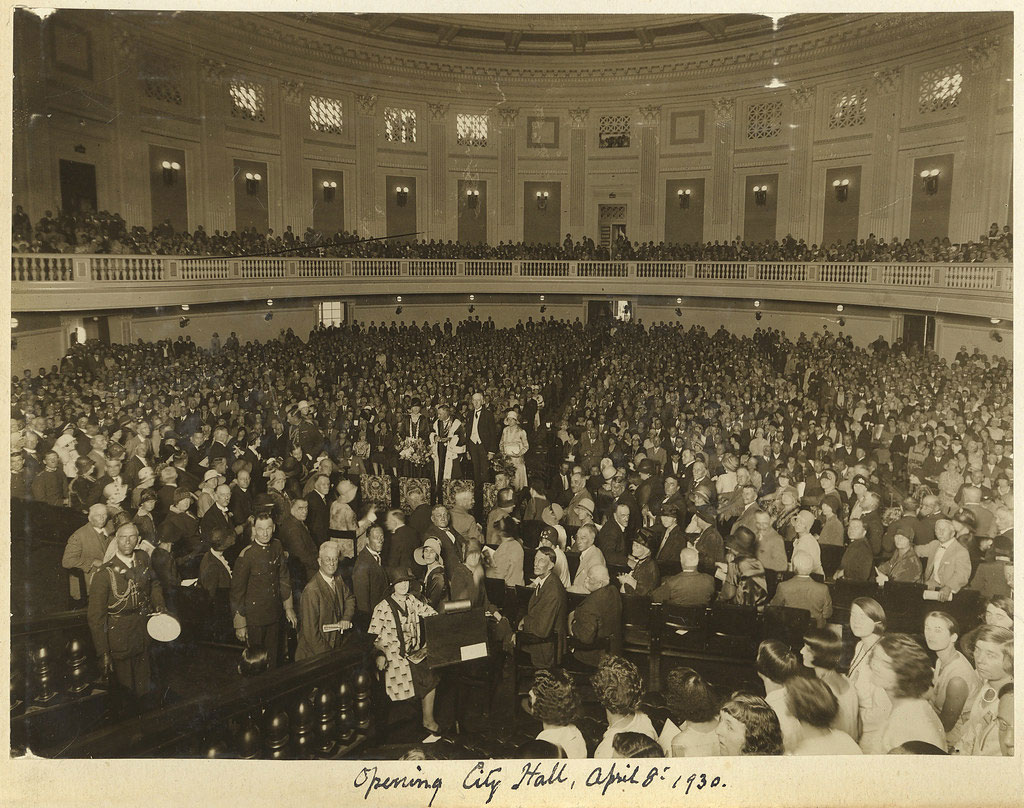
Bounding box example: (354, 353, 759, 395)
(680, 547, 699, 570)
(792, 551, 814, 576)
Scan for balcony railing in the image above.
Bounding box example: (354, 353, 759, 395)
(11, 254, 1013, 290)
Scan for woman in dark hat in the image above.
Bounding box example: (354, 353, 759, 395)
(368, 567, 441, 738)
(719, 526, 768, 608)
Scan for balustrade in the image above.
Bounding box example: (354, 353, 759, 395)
(577, 261, 628, 277)
(520, 261, 569, 277)
(180, 258, 229, 280)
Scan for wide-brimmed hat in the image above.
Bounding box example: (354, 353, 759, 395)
(541, 503, 564, 526)
(574, 498, 595, 517)
(388, 566, 417, 586)
(413, 537, 443, 566)
(727, 526, 758, 558)
(203, 468, 224, 485)
(638, 458, 656, 475)
(336, 479, 358, 504)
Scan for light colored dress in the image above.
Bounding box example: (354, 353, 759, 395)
(880, 698, 947, 752)
(670, 721, 721, 757)
(929, 649, 980, 749)
(954, 684, 1005, 755)
(848, 637, 893, 754)
(537, 724, 588, 759)
(499, 425, 529, 490)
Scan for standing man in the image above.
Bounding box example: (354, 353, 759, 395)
(429, 403, 465, 501)
(295, 541, 357, 661)
(352, 525, 390, 628)
(87, 522, 166, 698)
(62, 503, 110, 601)
(230, 514, 297, 668)
(465, 392, 498, 492)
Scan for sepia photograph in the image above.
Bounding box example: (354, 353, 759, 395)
(4, 2, 1019, 805)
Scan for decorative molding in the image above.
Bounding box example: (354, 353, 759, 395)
(281, 80, 304, 105)
(567, 108, 589, 127)
(112, 28, 138, 60)
(637, 105, 661, 126)
(427, 102, 448, 122)
(199, 58, 226, 85)
(356, 93, 377, 115)
(498, 107, 519, 127)
(966, 36, 1001, 72)
(790, 86, 815, 111)
(872, 66, 901, 95)
(713, 97, 734, 123)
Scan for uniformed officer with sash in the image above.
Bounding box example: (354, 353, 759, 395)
(230, 513, 298, 668)
(87, 521, 166, 697)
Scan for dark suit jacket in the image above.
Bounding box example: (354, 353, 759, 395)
(306, 491, 330, 544)
(352, 548, 389, 617)
(521, 573, 568, 667)
(199, 550, 232, 598)
(466, 407, 499, 454)
(422, 524, 467, 574)
(596, 519, 631, 567)
(839, 539, 874, 582)
(623, 556, 660, 597)
(570, 584, 622, 666)
(650, 570, 715, 606)
(770, 576, 833, 627)
(295, 573, 356, 661)
(655, 526, 688, 565)
(861, 510, 886, 556)
(385, 524, 421, 571)
(278, 513, 320, 589)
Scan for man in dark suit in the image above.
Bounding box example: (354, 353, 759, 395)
(384, 509, 420, 571)
(653, 506, 688, 567)
(835, 519, 873, 582)
(305, 474, 331, 545)
(596, 503, 633, 567)
(421, 504, 467, 575)
(770, 551, 833, 627)
(650, 547, 715, 607)
(465, 392, 498, 486)
(551, 460, 573, 508)
(277, 498, 320, 592)
(352, 525, 390, 626)
(889, 425, 915, 480)
(634, 459, 663, 512)
(518, 547, 568, 667)
(295, 541, 358, 661)
(200, 483, 235, 544)
(567, 565, 621, 668)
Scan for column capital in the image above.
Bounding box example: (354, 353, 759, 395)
(428, 102, 449, 122)
(498, 107, 519, 127)
(790, 86, 815, 111)
(356, 93, 377, 115)
(113, 27, 138, 61)
(637, 105, 661, 126)
(872, 66, 901, 95)
(281, 80, 304, 105)
(568, 107, 589, 127)
(713, 97, 734, 123)
(967, 36, 1001, 73)
(199, 58, 226, 86)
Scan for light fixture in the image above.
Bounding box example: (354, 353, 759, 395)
(396, 185, 409, 206)
(832, 178, 850, 203)
(265, 312, 273, 322)
(836, 304, 844, 312)
(322, 180, 337, 202)
(266, 299, 273, 306)
(536, 190, 549, 210)
(395, 306, 403, 315)
(181, 304, 190, 312)
(244, 171, 262, 195)
(920, 168, 940, 195)
(838, 318, 846, 327)
(755, 312, 762, 321)
(179, 316, 190, 328)
(753, 300, 761, 308)
(675, 308, 682, 317)
(11, 317, 19, 329)
(990, 318, 1002, 325)
(677, 188, 691, 209)
(466, 188, 480, 209)
(396, 295, 403, 303)
(161, 160, 181, 186)
(765, 77, 786, 89)
(676, 297, 682, 304)
(753, 185, 768, 207)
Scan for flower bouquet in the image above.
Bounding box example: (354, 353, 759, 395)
(491, 454, 516, 481)
(399, 436, 430, 467)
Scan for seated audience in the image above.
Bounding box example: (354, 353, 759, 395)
(869, 632, 947, 753)
(592, 655, 658, 758)
(662, 667, 721, 757)
(567, 565, 622, 668)
(715, 693, 784, 756)
(954, 625, 1014, 755)
(770, 552, 833, 628)
(923, 611, 979, 748)
(650, 547, 715, 607)
(785, 676, 862, 755)
(529, 668, 587, 759)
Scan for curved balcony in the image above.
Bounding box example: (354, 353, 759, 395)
(11, 254, 1013, 320)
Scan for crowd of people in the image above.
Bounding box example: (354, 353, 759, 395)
(12, 206, 1012, 263)
(11, 312, 1013, 755)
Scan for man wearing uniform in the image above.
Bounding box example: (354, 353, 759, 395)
(87, 521, 166, 698)
(230, 513, 298, 668)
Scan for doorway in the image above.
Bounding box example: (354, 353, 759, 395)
(59, 159, 98, 215)
(598, 204, 627, 247)
(902, 314, 935, 352)
(587, 300, 613, 323)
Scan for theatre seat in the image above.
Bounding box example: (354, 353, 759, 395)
(706, 604, 760, 660)
(762, 604, 811, 650)
(658, 603, 710, 656)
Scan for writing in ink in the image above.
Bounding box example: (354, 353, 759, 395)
(511, 761, 570, 790)
(353, 765, 443, 807)
(463, 761, 503, 805)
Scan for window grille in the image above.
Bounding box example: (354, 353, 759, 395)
(309, 95, 344, 135)
(918, 66, 962, 114)
(747, 100, 782, 140)
(384, 107, 417, 143)
(827, 87, 867, 129)
(456, 113, 488, 147)
(598, 115, 630, 148)
(230, 80, 266, 122)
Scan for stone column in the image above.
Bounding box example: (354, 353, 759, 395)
(710, 97, 735, 242)
(428, 102, 449, 241)
(958, 37, 1001, 241)
(867, 67, 901, 240)
(637, 105, 661, 244)
(280, 80, 307, 235)
(567, 108, 588, 238)
(788, 86, 815, 241)
(497, 107, 519, 243)
(12, 23, 53, 219)
(110, 29, 147, 228)
(355, 94, 380, 237)
(197, 58, 233, 233)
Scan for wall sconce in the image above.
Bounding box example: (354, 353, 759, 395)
(395, 306, 403, 315)
(265, 312, 274, 322)
(179, 316, 190, 328)
(266, 299, 274, 306)
(180, 304, 190, 312)
(536, 190, 549, 210)
(920, 168, 940, 195)
(161, 160, 181, 186)
(832, 178, 850, 202)
(753, 185, 768, 207)
(755, 312, 762, 321)
(396, 185, 409, 206)
(244, 172, 262, 195)
(677, 188, 691, 209)
(466, 189, 480, 209)
(322, 180, 337, 202)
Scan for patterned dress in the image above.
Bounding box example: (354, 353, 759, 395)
(368, 594, 438, 701)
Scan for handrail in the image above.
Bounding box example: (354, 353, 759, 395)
(10, 254, 1013, 293)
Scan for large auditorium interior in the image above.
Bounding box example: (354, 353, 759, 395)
(5, 6, 1019, 801)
